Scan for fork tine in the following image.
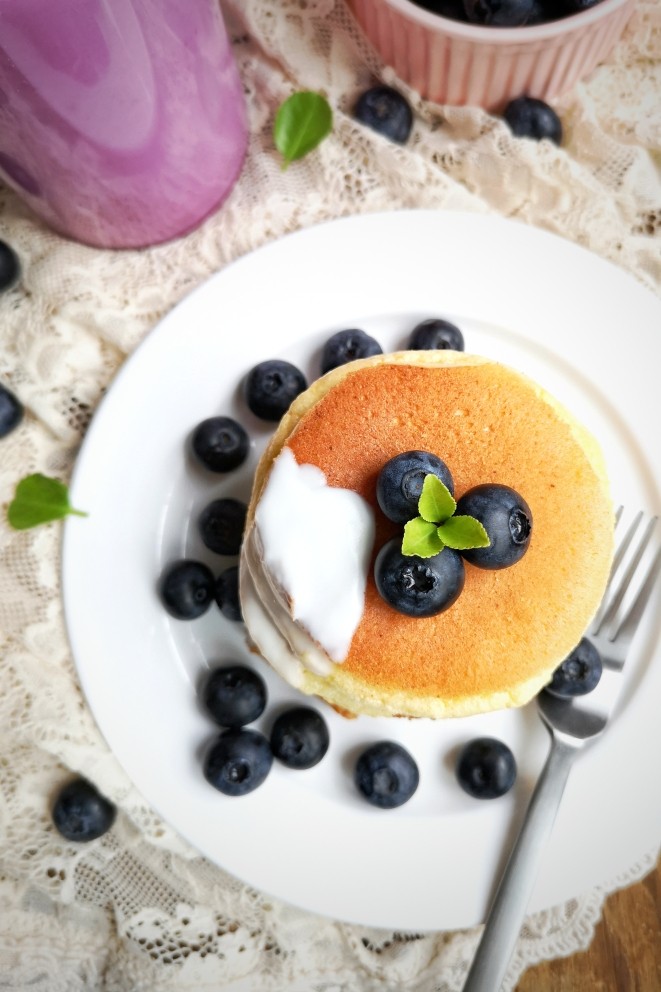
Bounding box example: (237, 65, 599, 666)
(609, 507, 639, 577)
(590, 508, 638, 635)
(608, 544, 661, 644)
(593, 514, 658, 636)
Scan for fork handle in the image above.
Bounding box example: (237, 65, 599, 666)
(462, 738, 577, 992)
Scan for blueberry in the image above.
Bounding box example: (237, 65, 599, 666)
(503, 96, 563, 146)
(203, 728, 273, 796)
(456, 737, 517, 800)
(198, 498, 246, 555)
(377, 450, 454, 524)
(202, 664, 267, 727)
(354, 741, 419, 809)
(52, 777, 117, 841)
(463, 0, 535, 25)
(320, 328, 382, 375)
(244, 360, 307, 422)
(191, 416, 249, 473)
(409, 318, 464, 352)
(0, 384, 23, 438)
(455, 484, 532, 570)
(418, 0, 468, 20)
(159, 559, 215, 619)
(353, 86, 413, 145)
(0, 241, 20, 293)
(527, 0, 558, 23)
(270, 706, 330, 769)
(375, 538, 465, 617)
(215, 565, 243, 622)
(545, 638, 603, 698)
(559, 0, 603, 11)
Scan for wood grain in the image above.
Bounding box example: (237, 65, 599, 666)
(516, 854, 661, 991)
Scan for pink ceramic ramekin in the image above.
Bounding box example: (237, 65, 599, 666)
(346, 0, 636, 110)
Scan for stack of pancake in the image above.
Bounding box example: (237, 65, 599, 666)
(240, 351, 614, 719)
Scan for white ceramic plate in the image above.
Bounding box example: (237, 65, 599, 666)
(62, 210, 661, 931)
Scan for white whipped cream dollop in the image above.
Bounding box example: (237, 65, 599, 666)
(250, 447, 375, 665)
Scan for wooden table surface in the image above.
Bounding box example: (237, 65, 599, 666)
(515, 853, 661, 991)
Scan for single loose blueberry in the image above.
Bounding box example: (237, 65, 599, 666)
(456, 737, 517, 799)
(52, 777, 117, 842)
(191, 416, 249, 473)
(456, 484, 532, 569)
(409, 318, 464, 352)
(503, 96, 563, 146)
(375, 538, 465, 617)
(377, 450, 455, 523)
(545, 638, 603, 698)
(355, 741, 419, 809)
(198, 498, 247, 555)
(244, 360, 307, 421)
(0, 384, 23, 438)
(202, 664, 267, 727)
(215, 565, 243, 622)
(270, 706, 330, 769)
(353, 86, 413, 145)
(0, 241, 20, 292)
(320, 328, 383, 375)
(160, 559, 215, 619)
(463, 0, 534, 25)
(203, 728, 273, 796)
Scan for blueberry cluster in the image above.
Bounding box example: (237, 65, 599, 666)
(351, 80, 563, 148)
(356, 734, 519, 806)
(159, 413, 251, 623)
(0, 241, 23, 441)
(240, 316, 464, 420)
(200, 664, 330, 796)
(374, 452, 533, 617)
(319, 316, 464, 378)
(198, 665, 520, 807)
(160, 544, 244, 622)
(415, 0, 605, 28)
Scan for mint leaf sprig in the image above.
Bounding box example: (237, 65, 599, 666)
(402, 475, 489, 558)
(273, 91, 333, 169)
(7, 473, 87, 530)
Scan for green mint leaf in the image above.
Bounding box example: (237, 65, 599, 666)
(273, 92, 333, 168)
(402, 516, 445, 558)
(7, 473, 87, 530)
(437, 515, 490, 550)
(418, 474, 456, 524)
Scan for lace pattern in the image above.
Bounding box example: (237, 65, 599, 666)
(0, 0, 659, 987)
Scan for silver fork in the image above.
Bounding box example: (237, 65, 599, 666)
(462, 509, 661, 992)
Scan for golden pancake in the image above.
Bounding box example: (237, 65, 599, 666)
(241, 351, 614, 719)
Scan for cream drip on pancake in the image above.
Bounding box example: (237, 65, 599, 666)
(244, 447, 375, 668)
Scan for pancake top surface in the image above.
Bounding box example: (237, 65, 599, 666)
(273, 356, 613, 705)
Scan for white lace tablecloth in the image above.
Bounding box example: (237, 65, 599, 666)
(1, 1, 660, 989)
